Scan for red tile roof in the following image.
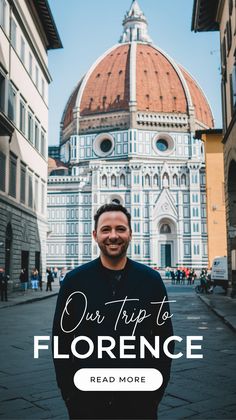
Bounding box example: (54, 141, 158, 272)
(61, 43, 213, 129)
(136, 44, 187, 113)
(48, 157, 68, 175)
(80, 44, 130, 116)
(181, 66, 214, 127)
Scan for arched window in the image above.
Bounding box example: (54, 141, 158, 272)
(173, 174, 178, 186)
(102, 175, 107, 187)
(153, 174, 158, 186)
(111, 175, 116, 187)
(120, 174, 125, 187)
(162, 173, 169, 188)
(145, 174, 150, 187)
(181, 174, 187, 186)
(160, 224, 171, 234)
(111, 198, 120, 205)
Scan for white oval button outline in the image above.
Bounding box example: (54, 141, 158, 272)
(74, 368, 163, 391)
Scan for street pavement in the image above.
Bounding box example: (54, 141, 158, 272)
(0, 283, 60, 309)
(0, 282, 235, 419)
(160, 285, 236, 419)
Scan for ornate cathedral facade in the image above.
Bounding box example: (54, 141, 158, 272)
(47, 1, 214, 270)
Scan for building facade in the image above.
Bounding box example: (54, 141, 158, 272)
(48, 0, 214, 270)
(0, 0, 62, 288)
(192, 0, 236, 294)
(195, 129, 227, 267)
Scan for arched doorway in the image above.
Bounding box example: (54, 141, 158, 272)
(5, 223, 13, 277)
(158, 220, 176, 268)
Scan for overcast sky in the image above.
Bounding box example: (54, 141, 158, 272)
(48, 0, 222, 146)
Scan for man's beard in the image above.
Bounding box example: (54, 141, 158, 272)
(98, 240, 130, 259)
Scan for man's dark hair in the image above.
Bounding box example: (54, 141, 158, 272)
(94, 203, 132, 231)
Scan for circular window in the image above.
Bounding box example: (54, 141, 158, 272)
(100, 139, 112, 153)
(109, 194, 123, 206)
(93, 133, 115, 157)
(152, 133, 174, 156)
(156, 139, 168, 152)
(111, 199, 120, 205)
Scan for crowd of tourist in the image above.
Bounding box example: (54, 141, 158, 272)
(165, 267, 197, 285)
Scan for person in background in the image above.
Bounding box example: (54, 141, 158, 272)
(59, 267, 67, 287)
(176, 268, 181, 285)
(170, 268, 176, 285)
(185, 267, 190, 285)
(165, 266, 170, 279)
(38, 271, 43, 291)
(46, 268, 53, 291)
(19, 268, 28, 293)
(189, 268, 195, 285)
(181, 269, 186, 285)
(31, 268, 39, 291)
(0, 267, 8, 302)
(200, 268, 208, 293)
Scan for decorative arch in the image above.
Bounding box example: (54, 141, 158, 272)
(120, 174, 126, 187)
(145, 174, 151, 187)
(153, 174, 158, 186)
(102, 174, 108, 187)
(181, 174, 187, 186)
(111, 174, 117, 187)
(157, 217, 177, 268)
(173, 174, 178, 186)
(162, 172, 169, 188)
(160, 223, 171, 234)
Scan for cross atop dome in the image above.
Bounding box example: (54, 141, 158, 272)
(120, 0, 152, 44)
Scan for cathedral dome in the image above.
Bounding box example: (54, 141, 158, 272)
(61, 1, 213, 139)
(48, 157, 68, 175)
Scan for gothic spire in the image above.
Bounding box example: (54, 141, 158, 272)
(120, 0, 152, 44)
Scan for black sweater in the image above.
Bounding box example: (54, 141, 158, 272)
(52, 258, 174, 404)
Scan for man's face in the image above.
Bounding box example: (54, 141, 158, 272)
(93, 211, 132, 260)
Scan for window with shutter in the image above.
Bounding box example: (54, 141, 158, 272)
(28, 172, 33, 208)
(20, 164, 26, 203)
(9, 153, 17, 197)
(0, 151, 6, 191)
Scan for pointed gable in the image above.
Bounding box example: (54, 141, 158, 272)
(153, 189, 178, 221)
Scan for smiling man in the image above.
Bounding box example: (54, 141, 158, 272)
(52, 203, 174, 420)
(93, 204, 132, 270)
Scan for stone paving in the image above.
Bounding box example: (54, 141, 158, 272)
(0, 285, 235, 419)
(0, 284, 60, 309)
(160, 287, 236, 419)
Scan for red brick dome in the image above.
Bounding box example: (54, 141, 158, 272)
(61, 42, 213, 132)
(48, 157, 68, 175)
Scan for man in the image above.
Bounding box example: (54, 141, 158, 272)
(53, 203, 174, 419)
(19, 268, 28, 294)
(59, 267, 67, 287)
(0, 267, 8, 302)
(46, 268, 53, 291)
